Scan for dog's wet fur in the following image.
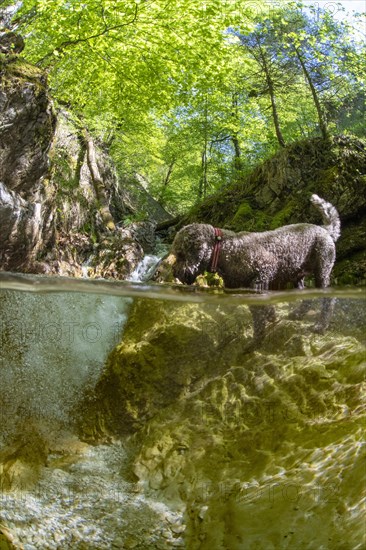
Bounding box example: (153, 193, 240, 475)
(172, 195, 340, 344)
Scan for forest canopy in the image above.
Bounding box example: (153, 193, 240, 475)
(2, 0, 365, 214)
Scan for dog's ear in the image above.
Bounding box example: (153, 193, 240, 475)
(172, 224, 214, 284)
(172, 245, 205, 284)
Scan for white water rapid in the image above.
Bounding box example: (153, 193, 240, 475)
(128, 242, 168, 283)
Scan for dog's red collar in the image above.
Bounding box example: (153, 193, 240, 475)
(211, 227, 223, 272)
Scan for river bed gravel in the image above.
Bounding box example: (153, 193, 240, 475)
(1, 443, 184, 549)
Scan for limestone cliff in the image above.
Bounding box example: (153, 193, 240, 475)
(0, 57, 171, 277)
(0, 59, 56, 271)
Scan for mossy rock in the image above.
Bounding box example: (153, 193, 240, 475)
(231, 201, 253, 230)
(332, 250, 366, 285)
(1, 57, 46, 90)
(269, 200, 297, 229)
(195, 271, 224, 288)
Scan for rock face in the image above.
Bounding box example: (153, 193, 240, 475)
(119, 173, 173, 226)
(79, 299, 251, 440)
(0, 59, 56, 270)
(0, 59, 172, 277)
(78, 295, 366, 548)
(40, 111, 163, 278)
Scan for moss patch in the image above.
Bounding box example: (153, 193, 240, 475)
(1, 57, 47, 90)
(269, 200, 297, 229)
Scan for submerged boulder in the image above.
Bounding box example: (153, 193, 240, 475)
(77, 294, 365, 546)
(79, 299, 251, 440)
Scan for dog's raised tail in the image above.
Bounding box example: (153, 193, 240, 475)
(310, 194, 341, 241)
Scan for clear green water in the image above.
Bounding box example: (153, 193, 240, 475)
(0, 273, 365, 549)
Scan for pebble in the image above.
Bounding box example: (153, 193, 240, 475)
(171, 523, 185, 534)
(198, 505, 208, 519)
(0, 444, 185, 549)
(124, 536, 139, 548)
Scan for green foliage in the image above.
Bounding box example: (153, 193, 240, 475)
(9, 0, 365, 214)
(122, 211, 149, 226)
(194, 271, 224, 288)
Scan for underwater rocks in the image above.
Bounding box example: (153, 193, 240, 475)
(79, 298, 366, 442)
(1, 291, 365, 547)
(78, 297, 366, 548)
(0, 441, 186, 549)
(0, 422, 49, 491)
(0, 524, 20, 550)
(78, 299, 251, 440)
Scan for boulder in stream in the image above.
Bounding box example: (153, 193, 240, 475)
(78, 295, 366, 547)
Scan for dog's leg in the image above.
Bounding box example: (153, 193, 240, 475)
(288, 296, 335, 333)
(249, 305, 277, 344)
(288, 299, 313, 320)
(288, 276, 315, 321)
(312, 261, 335, 333)
(312, 297, 336, 333)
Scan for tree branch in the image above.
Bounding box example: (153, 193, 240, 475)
(37, 4, 139, 64)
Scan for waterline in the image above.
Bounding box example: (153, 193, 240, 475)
(1, 272, 364, 305)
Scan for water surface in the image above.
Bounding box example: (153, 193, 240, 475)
(0, 272, 365, 549)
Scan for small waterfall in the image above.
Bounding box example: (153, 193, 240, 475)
(81, 254, 95, 278)
(128, 242, 168, 282)
(128, 254, 162, 282)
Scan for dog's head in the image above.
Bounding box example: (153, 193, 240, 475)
(171, 224, 214, 284)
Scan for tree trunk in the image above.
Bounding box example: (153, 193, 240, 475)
(198, 97, 209, 199)
(162, 159, 175, 189)
(231, 95, 243, 171)
(294, 46, 328, 140)
(260, 49, 286, 147)
(84, 131, 116, 231)
(159, 159, 176, 203)
(231, 133, 243, 171)
(199, 146, 208, 199)
(268, 78, 286, 147)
